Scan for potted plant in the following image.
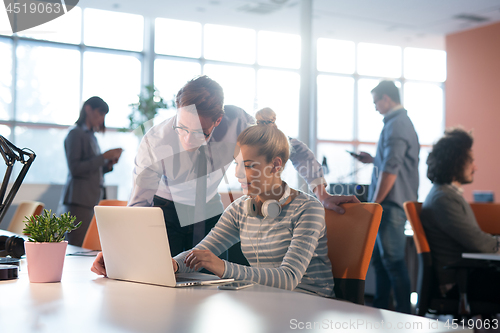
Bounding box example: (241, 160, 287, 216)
(22, 210, 81, 283)
(122, 85, 174, 136)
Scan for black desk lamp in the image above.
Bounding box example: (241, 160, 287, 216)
(0, 135, 35, 263)
(0, 135, 36, 223)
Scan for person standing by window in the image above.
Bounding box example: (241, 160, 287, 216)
(59, 96, 123, 246)
(354, 81, 419, 313)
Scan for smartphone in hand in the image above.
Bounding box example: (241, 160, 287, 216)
(346, 150, 360, 158)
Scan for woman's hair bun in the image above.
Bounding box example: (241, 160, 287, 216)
(255, 107, 277, 126)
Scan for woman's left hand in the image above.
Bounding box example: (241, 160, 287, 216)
(91, 252, 107, 276)
(184, 250, 225, 277)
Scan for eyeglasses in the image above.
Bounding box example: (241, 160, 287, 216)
(172, 116, 214, 141)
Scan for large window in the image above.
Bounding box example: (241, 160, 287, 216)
(317, 38, 355, 74)
(17, 7, 82, 44)
(357, 43, 402, 78)
(204, 24, 256, 64)
(16, 42, 80, 125)
(256, 69, 300, 139)
(83, 8, 144, 52)
(203, 64, 255, 114)
(155, 18, 201, 58)
(317, 40, 446, 200)
(14, 127, 68, 184)
(82, 51, 142, 128)
(1, 9, 145, 202)
(258, 31, 301, 69)
(317, 75, 354, 141)
(2, 13, 308, 201)
(153, 19, 303, 189)
(1, 10, 446, 206)
(154, 58, 201, 106)
(0, 38, 12, 121)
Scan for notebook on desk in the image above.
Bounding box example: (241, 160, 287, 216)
(94, 206, 234, 287)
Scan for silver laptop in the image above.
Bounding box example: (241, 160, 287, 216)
(94, 206, 234, 287)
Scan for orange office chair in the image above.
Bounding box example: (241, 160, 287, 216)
(469, 203, 500, 235)
(403, 201, 444, 315)
(7, 201, 44, 235)
(325, 203, 382, 304)
(81, 199, 128, 250)
(404, 201, 500, 317)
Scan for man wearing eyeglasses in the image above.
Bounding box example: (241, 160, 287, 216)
(128, 75, 358, 259)
(354, 80, 419, 314)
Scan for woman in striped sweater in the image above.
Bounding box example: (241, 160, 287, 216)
(174, 108, 334, 297)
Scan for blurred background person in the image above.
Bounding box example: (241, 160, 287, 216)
(59, 96, 123, 246)
(421, 128, 500, 304)
(354, 80, 419, 313)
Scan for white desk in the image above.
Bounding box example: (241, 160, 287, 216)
(0, 241, 471, 332)
(462, 253, 500, 261)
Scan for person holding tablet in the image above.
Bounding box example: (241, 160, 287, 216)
(59, 96, 123, 246)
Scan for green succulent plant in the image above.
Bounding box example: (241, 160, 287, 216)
(23, 209, 81, 243)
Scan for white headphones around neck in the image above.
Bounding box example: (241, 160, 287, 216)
(244, 183, 291, 219)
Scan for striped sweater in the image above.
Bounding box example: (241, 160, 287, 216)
(175, 191, 334, 297)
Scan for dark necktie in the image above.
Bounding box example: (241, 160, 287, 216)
(193, 145, 207, 245)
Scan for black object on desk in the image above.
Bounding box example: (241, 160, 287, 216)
(0, 257, 20, 266)
(0, 264, 18, 280)
(0, 235, 25, 258)
(0, 136, 35, 266)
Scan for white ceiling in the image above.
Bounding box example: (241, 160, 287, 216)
(79, 0, 500, 50)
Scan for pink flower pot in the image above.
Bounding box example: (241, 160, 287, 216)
(25, 241, 68, 283)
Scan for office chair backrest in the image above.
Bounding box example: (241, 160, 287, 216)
(404, 201, 436, 316)
(7, 201, 44, 235)
(403, 202, 430, 254)
(469, 203, 500, 235)
(405, 202, 500, 317)
(325, 203, 382, 304)
(82, 199, 128, 250)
